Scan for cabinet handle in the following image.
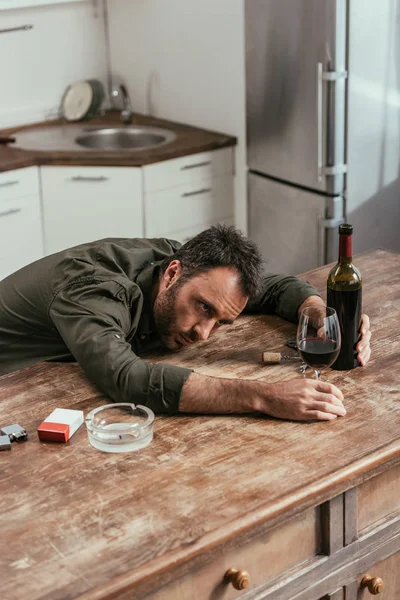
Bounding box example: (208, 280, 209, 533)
(0, 25, 33, 35)
(0, 208, 21, 218)
(360, 574, 384, 595)
(0, 180, 19, 188)
(181, 187, 211, 198)
(180, 160, 211, 170)
(68, 176, 109, 182)
(224, 568, 250, 591)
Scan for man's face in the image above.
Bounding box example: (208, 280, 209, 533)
(153, 263, 248, 350)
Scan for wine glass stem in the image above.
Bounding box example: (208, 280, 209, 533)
(315, 369, 321, 380)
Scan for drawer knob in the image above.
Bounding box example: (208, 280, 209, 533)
(360, 574, 384, 595)
(225, 568, 250, 590)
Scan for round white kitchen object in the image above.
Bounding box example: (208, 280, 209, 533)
(61, 81, 94, 122)
(85, 403, 154, 453)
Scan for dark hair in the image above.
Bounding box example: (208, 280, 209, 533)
(161, 225, 263, 298)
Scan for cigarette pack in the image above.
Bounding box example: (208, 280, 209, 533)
(37, 408, 84, 443)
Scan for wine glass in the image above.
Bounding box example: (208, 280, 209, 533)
(296, 306, 341, 380)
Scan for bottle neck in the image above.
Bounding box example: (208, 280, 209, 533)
(338, 234, 353, 262)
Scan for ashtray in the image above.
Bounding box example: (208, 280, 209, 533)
(85, 403, 154, 453)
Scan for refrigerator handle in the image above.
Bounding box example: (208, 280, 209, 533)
(316, 63, 348, 182)
(317, 63, 324, 183)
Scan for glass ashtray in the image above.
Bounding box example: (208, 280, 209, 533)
(85, 403, 154, 453)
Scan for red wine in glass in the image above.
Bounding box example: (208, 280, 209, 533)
(297, 307, 341, 380)
(298, 338, 340, 370)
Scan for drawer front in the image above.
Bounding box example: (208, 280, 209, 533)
(0, 167, 40, 203)
(162, 217, 234, 245)
(0, 194, 43, 280)
(143, 147, 233, 193)
(128, 508, 320, 600)
(145, 175, 233, 237)
(356, 551, 400, 599)
(358, 464, 400, 533)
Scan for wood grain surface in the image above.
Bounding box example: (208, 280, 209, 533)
(0, 249, 399, 600)
(0, 111, 236, 173)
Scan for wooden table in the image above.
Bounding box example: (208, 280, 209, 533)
(1, 249, 399, 600)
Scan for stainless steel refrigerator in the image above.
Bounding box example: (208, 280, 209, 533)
(246, 0, 400, 275)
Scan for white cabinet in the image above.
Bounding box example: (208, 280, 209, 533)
(40, 166, 143, 255)
(39, 147, 234, 255)
(143, 147, 234, 242)
(0, 167, 43, 281)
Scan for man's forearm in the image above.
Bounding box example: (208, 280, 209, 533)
(179, 371, 346, 421)
(298, 295, 325, 319)
(179, 372, 259, 414)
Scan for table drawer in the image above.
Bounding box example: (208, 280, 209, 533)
(135, 507, 321, 600)
(143, 147, 233, 193)
(358, 464, 400, 533)
(0, 167, 39, 202)
(145, 175, 233, 237)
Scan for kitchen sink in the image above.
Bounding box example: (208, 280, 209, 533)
(75, 127, 176, 150)
(13, 125, 177, 152)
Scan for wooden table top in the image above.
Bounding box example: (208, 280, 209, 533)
(0, 111, 236, 173)
(0, 249, 399, 600)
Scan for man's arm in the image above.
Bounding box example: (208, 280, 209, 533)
(180, 372, 346, 421)
(245, 273, 321, 323)
(49, 279, 192, 413)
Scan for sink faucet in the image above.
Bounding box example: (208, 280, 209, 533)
(111, 84, 133, 124)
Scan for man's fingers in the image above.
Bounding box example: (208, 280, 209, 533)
(359, 346, 371, 366)
(308, 401, 346, 417)
(306, 411, 338, 421)
(313, 380, 344, 403)
(357, 329, 371, 352)
(361, 314, 370, 335)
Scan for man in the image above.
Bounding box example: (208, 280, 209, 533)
(0, 225, 371, 421)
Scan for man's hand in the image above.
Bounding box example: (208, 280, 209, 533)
(254, 378, 346, 421)
(180, 373, 346, 422)
(357, 314, 371, 366)
(298, 296, 372, 367)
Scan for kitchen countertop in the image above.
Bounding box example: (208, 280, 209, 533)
(0, 112, 236, 173)
(0, 249, 399, 600)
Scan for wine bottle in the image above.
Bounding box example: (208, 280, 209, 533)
(327, 224, 362, 370)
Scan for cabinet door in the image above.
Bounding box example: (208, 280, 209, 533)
(41, 166, 143, 255)
(144, 175, 233, 237)
(0, 167, 43, 281)
(0, 194, 43, 280)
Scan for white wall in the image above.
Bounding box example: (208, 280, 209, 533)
(0, 1, 107, 128)
(107, 0, 247, 233)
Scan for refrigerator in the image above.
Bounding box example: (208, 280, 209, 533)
(246, 0, 400, 275)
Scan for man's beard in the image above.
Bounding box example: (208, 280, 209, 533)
(153, 282, 185, 349)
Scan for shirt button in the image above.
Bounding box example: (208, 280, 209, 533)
(140, 334, 146, 340)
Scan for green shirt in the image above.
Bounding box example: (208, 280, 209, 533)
(0, 237, 319, 413)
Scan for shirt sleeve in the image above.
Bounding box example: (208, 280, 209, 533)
(49, 279, 193, 414)
(244, 272, 321, 323)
